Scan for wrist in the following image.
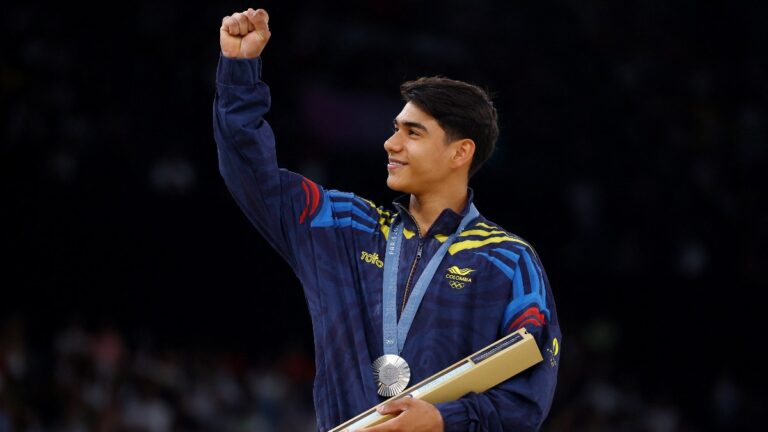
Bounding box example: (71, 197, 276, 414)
(435, 400, 470, 432)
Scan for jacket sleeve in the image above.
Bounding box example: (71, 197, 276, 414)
(213, 55, 325, 273)
(435, 245, 561, 431)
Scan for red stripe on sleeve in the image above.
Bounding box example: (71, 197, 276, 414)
(299, 180, 310, 224)
(511, 318, 544, 332)
(507, 306, 545, 332)
(308, 179, 320, 216)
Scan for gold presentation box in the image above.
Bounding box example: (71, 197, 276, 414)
(332, 327, 542, 431)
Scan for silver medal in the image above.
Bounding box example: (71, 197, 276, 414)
(372, 354, 411, 397)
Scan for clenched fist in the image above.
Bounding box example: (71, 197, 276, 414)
(220, 8, 271, 59)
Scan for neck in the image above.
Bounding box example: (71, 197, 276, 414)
(408, 187, 468, 236)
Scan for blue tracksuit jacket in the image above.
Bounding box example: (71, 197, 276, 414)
(213, 55, 561, 432)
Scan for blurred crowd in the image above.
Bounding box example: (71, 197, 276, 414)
(1, 317, 759, 432)
(0, 318, 317, 432)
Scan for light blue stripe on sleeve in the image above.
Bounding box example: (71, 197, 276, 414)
(477, 247, 551, 332)
(330, 201, 378, 225)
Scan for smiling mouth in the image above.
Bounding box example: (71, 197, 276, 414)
(387, 161, 407, 170)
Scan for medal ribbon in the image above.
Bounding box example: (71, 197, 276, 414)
(382, 203, 479, 355)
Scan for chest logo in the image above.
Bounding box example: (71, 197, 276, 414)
(360, 251, 384, 268)
(444, 266, 476, 289)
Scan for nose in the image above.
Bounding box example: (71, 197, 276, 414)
(384, 131, 402, 154)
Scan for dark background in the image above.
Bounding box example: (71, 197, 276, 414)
(1, 0, 765, 431)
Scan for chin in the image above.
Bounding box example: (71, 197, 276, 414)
(386, 177, 409, 193)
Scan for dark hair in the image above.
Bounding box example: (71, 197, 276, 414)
(400, 76, 499, 178)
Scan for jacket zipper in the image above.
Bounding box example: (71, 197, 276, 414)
(400, 210, 424, 316)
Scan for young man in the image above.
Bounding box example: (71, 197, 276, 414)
(214, 8, 561, 432)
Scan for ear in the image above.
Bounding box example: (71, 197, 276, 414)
(451, 138, 475, 172)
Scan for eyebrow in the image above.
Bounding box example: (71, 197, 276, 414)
(394, 118, 429, 133)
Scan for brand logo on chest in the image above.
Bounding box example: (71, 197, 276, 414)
(360, 251, 384, 268)
(444, 266, 476, 289)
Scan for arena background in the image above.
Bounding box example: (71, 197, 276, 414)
(1, 0, 765, 430)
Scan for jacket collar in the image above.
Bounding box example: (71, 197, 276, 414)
(392, 188, 475, 237)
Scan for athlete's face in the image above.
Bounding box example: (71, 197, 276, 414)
(384, 102, 458, 195)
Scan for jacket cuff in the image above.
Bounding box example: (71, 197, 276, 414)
(435, 400, 472, 432)
(216, 54, 262, 86)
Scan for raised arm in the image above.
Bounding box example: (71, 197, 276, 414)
(214, 8, 322, 271)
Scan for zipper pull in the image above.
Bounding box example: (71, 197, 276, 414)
(416, 242, 423, 259)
